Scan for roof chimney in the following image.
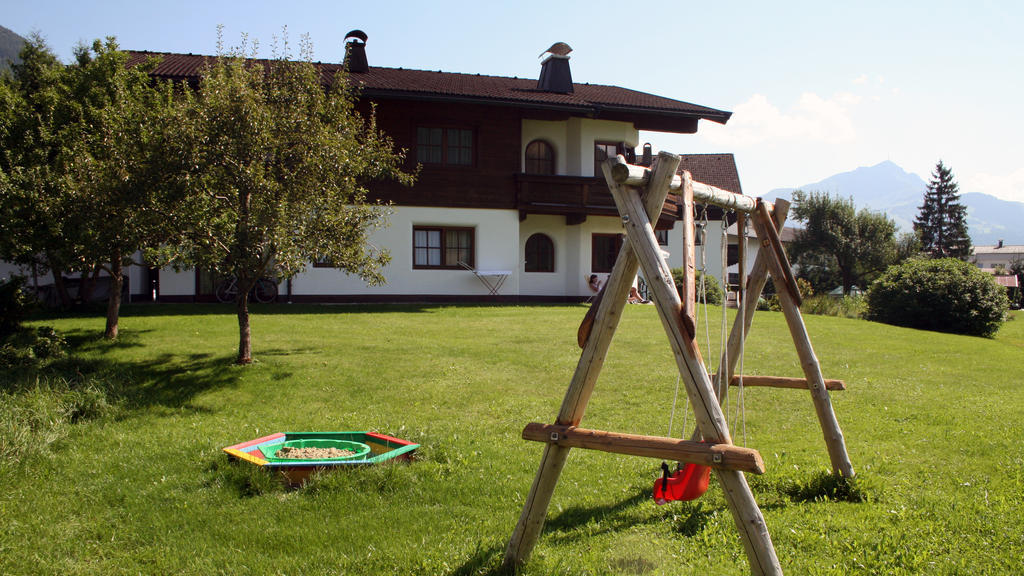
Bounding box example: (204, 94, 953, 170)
(537, 42, 573, 93)
(344, 30, 368, 73)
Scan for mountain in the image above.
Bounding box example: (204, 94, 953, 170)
(768, 160, 1024, 246)
(0, 25, 27, 73)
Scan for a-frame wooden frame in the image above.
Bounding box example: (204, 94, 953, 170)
(503, 152, 855, 576)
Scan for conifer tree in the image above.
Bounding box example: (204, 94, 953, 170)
(913, 160, 972, 260)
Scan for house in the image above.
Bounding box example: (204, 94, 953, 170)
(4, 32, 745, 304)
(972, 241, 1023, 305)
(972, 241, 1024, 273)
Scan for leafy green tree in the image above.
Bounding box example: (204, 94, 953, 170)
(789, 190, 898, 295)
(64, 38, 183, 339)
(913, 160, 972, 260)
(1010, 257, 1024, 308)
(0, 34, 84, 309)
(166, 35, 414, 364)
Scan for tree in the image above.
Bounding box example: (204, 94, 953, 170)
(1010, 257, 1024, 308)
(1, 35, 182, 338)
(789, 190, 898, 295)
(166, 35, 414, 364)
(0, 34, 84, 309)
(64, 38, 183, 339)
(913, 160, 972, 260)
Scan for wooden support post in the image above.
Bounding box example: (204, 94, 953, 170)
(503, 153, 679, 571)
(755, 201, 801, 307)
(609, 160, 782, 576)
(750, 205, 855, 479)
(522, 423, 766, 474)
(680, 172, 696, 338)
(717, 200, 791, 400)
(722, 375, 846, 391)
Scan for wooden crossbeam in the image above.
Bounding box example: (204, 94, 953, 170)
(724, 375, 846, 391)
(522, 423, 765, 474)
(610, 161, 770, 214)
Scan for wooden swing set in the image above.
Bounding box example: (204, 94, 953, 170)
(503, 152, 856, 576)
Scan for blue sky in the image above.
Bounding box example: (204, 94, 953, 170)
(6, 0, 1023, 202)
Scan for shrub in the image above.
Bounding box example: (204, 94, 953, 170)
(801, 295, 866, 319)
(0, 276, 36, 337)
(865, 258, 1009, 337)
(765, 278, 814, 311)
(670, 268, 722, 305)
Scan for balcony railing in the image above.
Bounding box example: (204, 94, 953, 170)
(515, 173, 681, 226)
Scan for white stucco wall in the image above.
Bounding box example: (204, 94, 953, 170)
(0, 262, 30, 282)
(158, 268, 196, 297)
(521, 120, 568, 175)
(518, 214, 565, 296)
(522, 118, 638, 178)
(289, 206, 521, 297)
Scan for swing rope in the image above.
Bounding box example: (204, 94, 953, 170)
(654, 203, 713, 505)
(736, 213, 748, 446)
(719, 211, 731, 426)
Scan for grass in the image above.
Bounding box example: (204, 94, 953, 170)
(1, 304, 1022, 575)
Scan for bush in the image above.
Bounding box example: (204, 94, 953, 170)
(801, 295, 866, 319)
(764, 278, 814, 311)
(0, 276, 36, 337)
(865, 258, 1009, 337)
(670, 267, 722, 305)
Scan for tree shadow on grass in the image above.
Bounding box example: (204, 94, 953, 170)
(40, 345, 259, 413)
(59, 327, 151, 353)
(114, 302, 446, 318)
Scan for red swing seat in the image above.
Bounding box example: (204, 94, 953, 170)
(653, 461, 711, 504)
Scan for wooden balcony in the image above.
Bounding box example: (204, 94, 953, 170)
(515, 173, 681, 227)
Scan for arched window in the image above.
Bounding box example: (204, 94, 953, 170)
(525, 233, 555, 273)
(525, 140, 555, 175)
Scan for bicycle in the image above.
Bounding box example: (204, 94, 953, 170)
(215, 276, 278, 304)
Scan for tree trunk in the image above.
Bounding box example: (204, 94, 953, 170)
(104, 249, 123, 340)
(50, 263, 72, 309)
(841, 266, 855, 296)
(236, 291, 252, 364)
(80, 264, 100, 304)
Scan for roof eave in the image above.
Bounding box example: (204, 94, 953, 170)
(360, 89, 729, 134)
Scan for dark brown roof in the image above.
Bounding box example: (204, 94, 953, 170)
(125, 51, 731, 131)
(676, 153, 743, 194)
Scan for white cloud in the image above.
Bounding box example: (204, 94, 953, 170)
(701, 92, 859, 147)
(853, 73, 868, 85)
(964, 168, 1024, 203)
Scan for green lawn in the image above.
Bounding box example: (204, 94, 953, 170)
(2, 304, 1022, 575)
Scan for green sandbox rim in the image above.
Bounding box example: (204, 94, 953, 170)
(226, 431, 419, 467)
(259, 439, 372, 462)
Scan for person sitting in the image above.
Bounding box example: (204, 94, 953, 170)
(628, 286, 646, 304)
(628, 275, 651, 304)
(588, 274, 602, 293)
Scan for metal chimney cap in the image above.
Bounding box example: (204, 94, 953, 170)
(345, 30, 368, 44)
(539, 42, 572, 58)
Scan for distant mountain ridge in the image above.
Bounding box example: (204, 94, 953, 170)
(768, 160, 1024, 246)
(0, 25, 27, 72)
